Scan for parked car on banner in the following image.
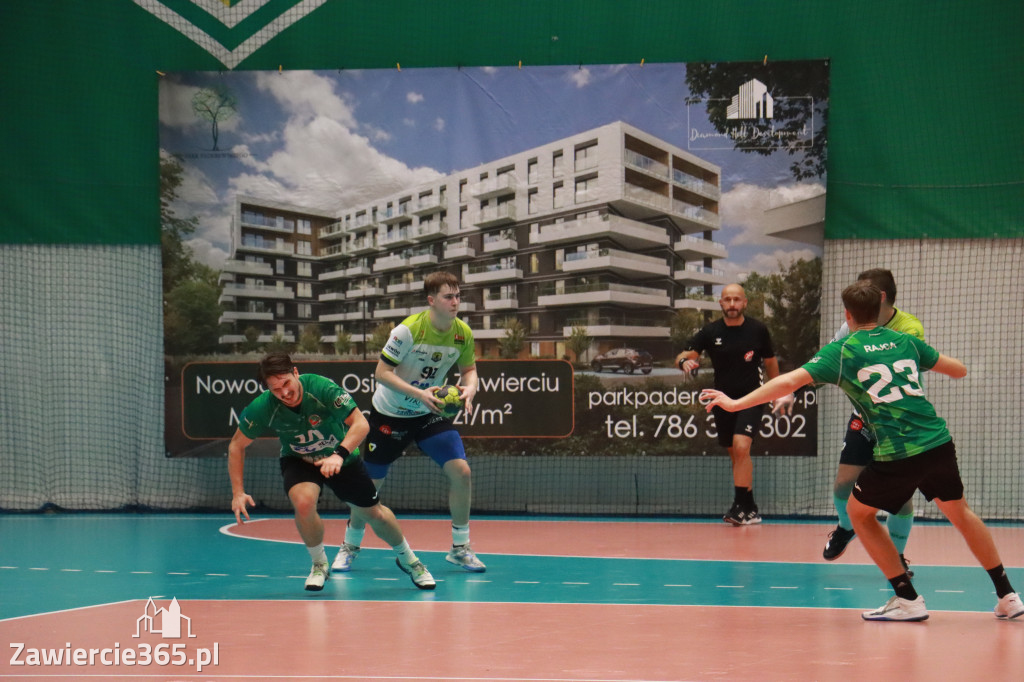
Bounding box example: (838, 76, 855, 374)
(590, 348, 653, 375)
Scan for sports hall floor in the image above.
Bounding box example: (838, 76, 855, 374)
(1, 513, 1022, 681)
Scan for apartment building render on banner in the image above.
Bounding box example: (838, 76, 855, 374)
(218, 121, 727, 361)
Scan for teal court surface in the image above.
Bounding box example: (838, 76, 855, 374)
(1, 514, 1022, 680)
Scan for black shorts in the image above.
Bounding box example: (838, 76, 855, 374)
(839, 413, 876, 466)
(279, 456, 381, 509)
(851, 439, 964, 515)
(363, 404, 460, 468)
(711, 404, 765, 447)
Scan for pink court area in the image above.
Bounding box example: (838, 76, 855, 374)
(226, 517, 1024, 566)
(3, 599, 1023, 681)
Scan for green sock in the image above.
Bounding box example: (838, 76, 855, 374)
(887, 513, 914, 554)
(833, 494, 853, 531)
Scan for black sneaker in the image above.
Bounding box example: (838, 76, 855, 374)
(900, 554, 915, 579)
(723, 503, 762, 526)
(823, 525, 856, 560)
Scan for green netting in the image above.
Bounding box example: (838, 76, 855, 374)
(2, 241, 1021, 519)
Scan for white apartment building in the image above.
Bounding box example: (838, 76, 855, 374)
(218, 121, 727, 362)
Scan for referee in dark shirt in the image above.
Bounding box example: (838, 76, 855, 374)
(676, 283, 793, 525)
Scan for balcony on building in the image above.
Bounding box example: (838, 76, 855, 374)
(674, 263, 727, 286)
(463, 260, 523, 285)
(475, 202, 517, 228)
(562, 248, 670, 278)
(670, 199, 721, 231)
(411, 219, 448, 241)
(219, 283, 295, 304)
(218, 310, 274, 324)
(378, 226, 414, 249)
(531, 213, 668, 250)
(469, 173, 517, 200)
(483, 231, 517, 254)
(408, 249, 440, 267)
(538, 281, 670, 308)
(350, 213, 379, 232)
(624, 148, 670, 180)
(379, 204, 413, 225)
(348, 234, 378, 255)
(240, 211, 295, 234)
(318, 265, 348, 282)
(318, 290, 347, 303)
(672, 168, 721, 201)
(346, 285, 384, 299)
(673, 297, 720, 311)
(562, 316, 671, 339)
(444, 240, 477, 260)
(319, 220, 347, 241)
(373, 252, 409, 272)
(412, 194, 446, 216)
(472, 327, 508, 340)
(386, 278, 413, 294)
(319, 312, 348, 323)
(237, 238, 295, 257)
(345, 261, 372, 277)
(483, 289, 518, 310)
(220, 259, 274, 277)
(374, 306, 411, 319)
(674, 233, 727, 259)
(319, 242, 346, 258)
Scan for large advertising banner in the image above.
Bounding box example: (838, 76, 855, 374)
(160, 61, 828, 458)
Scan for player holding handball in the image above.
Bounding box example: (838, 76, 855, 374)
(334, 270, 487, 574)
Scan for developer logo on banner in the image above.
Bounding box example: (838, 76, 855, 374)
(9, 598, 220, 673)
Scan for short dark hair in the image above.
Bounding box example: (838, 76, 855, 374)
(258, 352, 295, 383)
(842, 280, 882, 325)
(857, 268, 897, 304)
(424, 270, 460, 298)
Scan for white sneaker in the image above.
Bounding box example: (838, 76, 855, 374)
(396, 559, 436, 590)
(995, 592, 1024, 620)
(304, 562, 329, 591)
(862, 595, 928, 621)
(446, 544, 487, 572)
(332, 543, 360, 572)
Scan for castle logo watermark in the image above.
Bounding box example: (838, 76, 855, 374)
(9, 597, 220, 673)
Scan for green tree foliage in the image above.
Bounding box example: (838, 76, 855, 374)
(298, 323, 322, 353)
(367, 322, 393, 355)
(191, 84, 238, 151)
(685, 61, 829, 181)
(164, 275, 222, 355)
(334, 330, 352, 356)
(670, 308, 713, 350)
(742, 258, 822, 368)
(498, 316, 526, 359)
(160, 154, 200, 295)
(161, 154, 225, 355)
(566, 324, 591, 364)
(241, 326, 261, 353)
(265, 333, 293, 354)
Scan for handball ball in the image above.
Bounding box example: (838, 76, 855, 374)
(433, 384, 464, 419)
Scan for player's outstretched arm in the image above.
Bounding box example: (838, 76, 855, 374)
(228, 429, 256, 524)
(931, 353, 967, 379)
(702, 368, 813, 413)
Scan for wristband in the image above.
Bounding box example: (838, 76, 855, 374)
(678, 357, 687, 371)
(334, 445, 351, 459)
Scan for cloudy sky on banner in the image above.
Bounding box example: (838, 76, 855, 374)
(158, 63, 824, 278)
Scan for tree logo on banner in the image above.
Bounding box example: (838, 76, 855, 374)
(133, 0, 328, 69)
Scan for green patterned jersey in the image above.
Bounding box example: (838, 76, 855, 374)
(803, 326, 949, 461)
(238, 373, 360, 462)
(374, 310, 476, 418)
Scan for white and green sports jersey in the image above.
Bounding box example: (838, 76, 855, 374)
(803, 327, 949, 461)
(831, 307, 924, 342)
(373, 310, 476, 418)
